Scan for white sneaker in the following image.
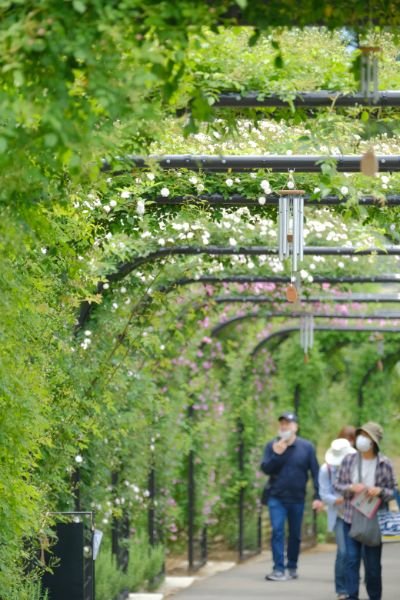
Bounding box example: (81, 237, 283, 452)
(265, 570, 289, 581)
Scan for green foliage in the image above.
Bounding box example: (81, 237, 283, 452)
(1, 19, 400, 595)
(95, 535, 164, 600)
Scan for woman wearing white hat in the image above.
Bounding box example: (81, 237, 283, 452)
(319, 438, 357, 600)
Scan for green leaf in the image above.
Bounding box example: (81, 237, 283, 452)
(274, 53, 284, 69)
(235, 0, 248, 8)
(73, 0, 87, 13)
(248, 28, 261, 47)
(44, 133, 58, 148)
(0, 137, 7, 153)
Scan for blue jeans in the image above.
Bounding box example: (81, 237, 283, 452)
(268, 496, 305, 572)
(343, 520, 382, 600)
(334, 517, 347, 595)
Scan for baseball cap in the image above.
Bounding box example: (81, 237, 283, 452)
(278, 411, 298, 423)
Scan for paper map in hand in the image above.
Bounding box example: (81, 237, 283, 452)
(351, 489, 382, 518)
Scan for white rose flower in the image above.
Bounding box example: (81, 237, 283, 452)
(120, 190, 131, 199)
(258, 196, 266, 205)
(75, 455, 83, 464)
(136, 199, 145, 215)
(160, 187, 170, 197)
(189, 176, 198, 185)
(340, 186, 349, 195)
(229, 237, 237, 246)
(146, 173, 155, 181)
(103, 205, 111, 213)
(109, 200, 117, 207)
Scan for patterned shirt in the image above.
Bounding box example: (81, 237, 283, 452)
(334, 452, 398, 524)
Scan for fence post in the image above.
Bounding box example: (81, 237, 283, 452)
(111, 471, 120, 563)
(238, 418, 245, 561)
(148, 465, 156, 547)
(188, 403, 195, 571)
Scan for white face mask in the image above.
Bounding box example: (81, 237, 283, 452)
(278, 429, 293, 441)
(356, 434, 372, 453)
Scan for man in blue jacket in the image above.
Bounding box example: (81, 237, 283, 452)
(261, 411, 323, 581)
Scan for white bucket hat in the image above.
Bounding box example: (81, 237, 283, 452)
(325, 438, 356, 466)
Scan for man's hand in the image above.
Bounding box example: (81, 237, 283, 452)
(272, 439, 288, 455)
(334, 497, 344, 506)
(350, 483, 366, 494)
(366, 486, 382, 497)
(312, 500, 324, 512)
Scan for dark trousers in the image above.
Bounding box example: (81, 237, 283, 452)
(268, 496, 305, 572)
(343, 520, 382, 600)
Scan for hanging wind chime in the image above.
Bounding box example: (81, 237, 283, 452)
(359, 46, 380, 177)
(278, 182, 305, 303)
(360, 46, 380, 103)
(376, 333, 384, 372)
(300, 313, 314, 362)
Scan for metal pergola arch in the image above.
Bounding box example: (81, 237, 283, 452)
(250, 325, 400, 357)
(209, 310, 400, 338)
(140, 193, 400, 207)
(77, 244, 400, 329)
(213, 90, 400, 108)
(102, 154, 400, 173)
(170, 274, 400, 286)
(213, 294, 400, 305)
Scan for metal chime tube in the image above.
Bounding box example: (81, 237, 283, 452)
(372, 54, 379, 102)
(300, 314, 314, 354)
(279, 196, 286, 260)
(299, 196, 304, 261)
(360, 48, 380, 103)
(292, 196, 298, 273)
(279, 192, 305, 268)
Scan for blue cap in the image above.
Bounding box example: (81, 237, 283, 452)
(278, 411, 298, 423)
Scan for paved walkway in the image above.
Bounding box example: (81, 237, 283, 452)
(171, 543, 400, 600)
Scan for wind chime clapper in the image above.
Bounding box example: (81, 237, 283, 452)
(300, 313, 314, 363)
(359, 46, 381, 103)
(278, 189, 305, 304)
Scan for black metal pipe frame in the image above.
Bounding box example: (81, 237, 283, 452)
(214, 294, 400, 305)
(214, 91, 400, 108)
(174, 274, 400, 286)
(107, 245, 400, 282)
(146, 193, 400, 207)
(250, 326, 400, 357)
(103, 154, 400, 173)
(210, 311, 400, 338)
(77, 246, 400, 328)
